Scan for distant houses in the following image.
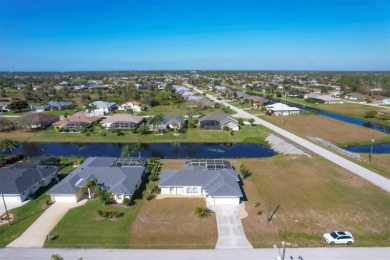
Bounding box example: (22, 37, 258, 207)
(118, 101, 146, 113)
(33, 101, 74, 112)
(304, 94, 344, 104)
(90, 101, 117, 115)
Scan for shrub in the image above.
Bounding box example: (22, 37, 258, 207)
(51, 254, 63, 260)
(122, 198, 130, 205)
(256, 210, 263, 215)
(194, 206, 211, 218)
(223, 126, 229, 131)
(97, 209, 124, 219)
(240, 164, 252, 179)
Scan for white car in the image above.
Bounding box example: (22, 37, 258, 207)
(323, 231, 354, 245)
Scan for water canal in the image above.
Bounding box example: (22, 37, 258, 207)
(14, 142, 277, 158)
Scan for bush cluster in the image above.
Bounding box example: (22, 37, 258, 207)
(97, 209, 124, 219)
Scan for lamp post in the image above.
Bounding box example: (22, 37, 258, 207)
(370, 132, 374, 162)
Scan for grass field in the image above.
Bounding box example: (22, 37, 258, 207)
(237, 156, 390, 248)
(13, 125, 269, 144)
(286, 98, 390, 126)
(141, 105, 235, 116)
(0, 187, 52, 247)
(263, 115, 390, 146)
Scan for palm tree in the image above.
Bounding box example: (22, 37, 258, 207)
(149, 114, 165, 134)
(193, 206, 211, 218)
(170, 120, 181, 135)
(83, 103, 98, 116)
(85, 178, 97, 199)
(0, 138, 18, 156)
(131, 143, 144, 158)
(121, 145, 131, 158)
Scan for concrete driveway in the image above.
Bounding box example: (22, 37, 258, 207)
(7, 200, 87, 248)
(209, 204, 253, 249)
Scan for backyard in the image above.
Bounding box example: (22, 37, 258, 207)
(10, 125, 269, 144)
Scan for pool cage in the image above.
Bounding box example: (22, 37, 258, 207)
(111, 157, 147, 167)
(184, 159, 233, 170)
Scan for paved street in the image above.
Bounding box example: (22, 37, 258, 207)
(210, 204, 253, 249)
(7, 200, 87, 248)
(187, 84, 390, 193)
(0, 247, 389, 260)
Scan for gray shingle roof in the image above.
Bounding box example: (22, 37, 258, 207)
(199, 113, 238, 126)
(48, 157, 145, 196)
(159, 169, 242, 197)
(0, 167, 58, 195)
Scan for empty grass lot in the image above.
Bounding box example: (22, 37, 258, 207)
(263, 115, 390, 146)
(237, 156, 390, 248)
(129, 198, 218, 248)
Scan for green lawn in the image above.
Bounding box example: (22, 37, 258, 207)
(42, 108, 81, 116)
(45, 194, 144, 248)
(24, 125, 269, 144)
(141, 105, 235, 116)
(0, 187, 52, 247)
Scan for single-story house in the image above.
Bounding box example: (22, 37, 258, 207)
(304, 94, 343, 104)
(265, 103, 301, 115)
(33, 104, 51, 112)
(48, 157, 146, 203)
(199, 113, 239, 131)
(118, 101, 146, 113)
(251, 96, 271, 108)
(15, 113, 60, 129)
(344, 92, 368, 100)
(48, 101, 74, 110)
(101, 114, 144, 129)
(372, 96, 390, 103)
(380, 98, 390, 105)
(90, 101, 117, 115)
(53, 114, 101, 131)
(150, 115, 186, 131)
(0, 157, 60, 203)
(159, 160, 243, 205)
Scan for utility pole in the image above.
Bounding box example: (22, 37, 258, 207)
(274, 241, 286, 260)
(1, 193, 11, 226)
(370, 130, 374, 162)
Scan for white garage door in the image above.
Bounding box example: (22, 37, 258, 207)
(214, 197, 240, 205)
(52, 195, 77, 203)
(3, 196, 22, 203)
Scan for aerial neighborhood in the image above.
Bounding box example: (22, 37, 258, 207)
(0, 71, 389, 254)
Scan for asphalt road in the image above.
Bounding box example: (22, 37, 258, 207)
(187, 84, 390, 193)
(0, 247, 389, 260)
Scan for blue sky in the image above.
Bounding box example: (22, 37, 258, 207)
(0, 0, 389, 71)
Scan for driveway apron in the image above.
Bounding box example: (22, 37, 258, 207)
(7, 200, 86, 248)
(212, 204, 253, 249)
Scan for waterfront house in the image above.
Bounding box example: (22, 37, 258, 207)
(199, 113, 239, 131)
(48, 157, 146, 203)
(159, 160, 243, 205)
(0, 157, 60, 203)
(101, 114, 144, 129)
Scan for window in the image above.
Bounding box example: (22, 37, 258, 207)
(117, 195, 123, 200)
(187, 187, 198, 194)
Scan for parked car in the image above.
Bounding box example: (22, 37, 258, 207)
(323, 231, 354, 245)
